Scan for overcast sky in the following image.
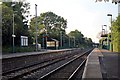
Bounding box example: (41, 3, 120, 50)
(26, 0, 118, 43)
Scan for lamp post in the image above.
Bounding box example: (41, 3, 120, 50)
(101, 25, 108, 49)
(60, 31, 62, 48)
(12, 12, 16, 53)
(45, 28, 47, 50)
(102, 25, 105, 35)
(103, 25, 107, 34)
(102, 29, 105, 35)
(107, 14, 112, 32)
(11, 3, 17, 53)
(103, 25, 109, 50)
(72, 36, 75, 47)
(107, 14, 112, 51)
(102, 25, 107, 35)
(35, 4, 38, 51)
(42, 16, 48, 50)
(69, 36, 71, 48)
(73, 36, 75, 48)
(42, 34, 44, 49)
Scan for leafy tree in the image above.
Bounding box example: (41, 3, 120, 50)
(111, 15, 120, 52)
(68, 30, 93, 48)
(2, 2, 30, 46)
(2, 3, 13, 46)
(100, 16, 120, 52)
(68, 29, 84, 47)
(40, 12, 67, 30)
(29, 11, 67, 46)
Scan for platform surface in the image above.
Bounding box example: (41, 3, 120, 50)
(100, 49, 120, 79)
(82, 48, 120, 80)
(1, 49, 72, 59)
(82, 48, 103, 80)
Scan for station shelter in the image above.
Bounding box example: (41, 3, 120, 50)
(46, 37, 59, 50)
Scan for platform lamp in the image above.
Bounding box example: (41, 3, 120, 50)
(35, 4, 38, 51)
(107, 14, 112, 51)
(60, 31, 63, 48)
(11, 3, 17, 53)
(103, 25, 109, 50)
(73, 36, 75, 48)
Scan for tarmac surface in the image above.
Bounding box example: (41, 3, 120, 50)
(100, 49, 120, 80)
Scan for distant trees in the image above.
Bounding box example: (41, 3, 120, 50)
(68, 30, 93, 48)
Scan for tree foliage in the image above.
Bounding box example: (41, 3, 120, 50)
(100, 15, 120, 52)
(111, 15, 120, 52)
(2, 3, 13, 46)
(68, 30, 93, 48)
(2, 2, 30, 46)
(29, 12, 93, 48)
(29, 11, 67, 44)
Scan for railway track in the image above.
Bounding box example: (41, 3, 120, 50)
(2, 49, 93, 80)
(39, 49, 91, 80)
(2, 50, 72, 74)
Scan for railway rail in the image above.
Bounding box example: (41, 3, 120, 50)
(2, 48, 93, 80)
(39, 49, 91, 80)
(2, 49, 72, 74)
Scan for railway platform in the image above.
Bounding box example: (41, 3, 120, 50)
(82, 48, 120, 80)
(2, 49, 72, 59)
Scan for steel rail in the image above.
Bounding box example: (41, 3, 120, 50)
(38, 49, 92, 80)
(68, 59, 86, 80)
(2, 50, 83, 80)
(2, 56, 69, 80)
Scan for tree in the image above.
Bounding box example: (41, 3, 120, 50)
(111, 15, 120, 52)
(2, 2, 30, 46)
(68, 29, 93, 48)
(29, 11, 67, 45)
(68, 30, 84, 47)
(2, 3, 13, 46)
